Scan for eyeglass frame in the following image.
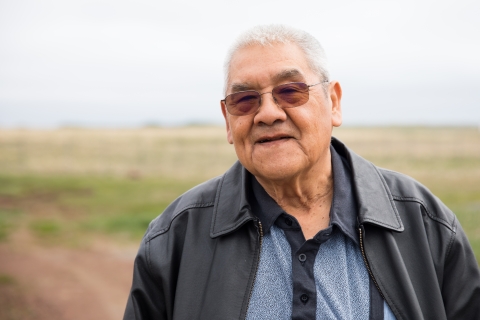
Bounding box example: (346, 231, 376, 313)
(221, 79, 330, 116)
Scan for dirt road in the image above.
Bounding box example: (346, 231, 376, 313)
(0, 230, 137, 320)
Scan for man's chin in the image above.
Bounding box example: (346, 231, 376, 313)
(249, 161, 305, 184)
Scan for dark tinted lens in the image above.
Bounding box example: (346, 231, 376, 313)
(273, 83, 309, 108)
(225, 91, 260, 116)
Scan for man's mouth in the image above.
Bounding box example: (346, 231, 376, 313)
(257, 136, 291, 144)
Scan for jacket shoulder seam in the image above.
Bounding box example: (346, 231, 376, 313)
(211, 171, 226, 236)
(144, 238, 168, 299)
(444, 216, 458, 261)
(146, 201, 215, 241)
(144, 223, 155, 280)
(391, 195, 454, 231)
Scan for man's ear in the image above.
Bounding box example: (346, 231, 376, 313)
(329, 81, 343, 127)
(220, 101, 234, 144)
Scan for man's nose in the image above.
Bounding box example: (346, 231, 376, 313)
(253, 93, 287, 126)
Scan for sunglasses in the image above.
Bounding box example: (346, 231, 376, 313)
(221, 80, 328, 116)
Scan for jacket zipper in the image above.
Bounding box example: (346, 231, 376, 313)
(244, 219, 263, 320)
(359, 225, 385, 300)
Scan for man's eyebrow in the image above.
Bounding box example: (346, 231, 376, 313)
(272, 69, 304, 83)
(230, 83, 254, 93)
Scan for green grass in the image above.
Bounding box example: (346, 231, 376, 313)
(0, 213, 10, 241)
(0, 274, 15, 285)
(29, 219, 61, 237)
(0, 174, 201, 241)
(0, 209, 21, 241)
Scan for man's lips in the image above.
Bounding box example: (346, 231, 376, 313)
(255, 135, 292, 144)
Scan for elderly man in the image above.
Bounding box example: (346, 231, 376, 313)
(124, 25, 480, 319)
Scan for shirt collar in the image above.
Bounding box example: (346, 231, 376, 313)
(329, 143, 359, 245)
(250, 144, 359, 246)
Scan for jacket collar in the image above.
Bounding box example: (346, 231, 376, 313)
(332, 138, 404, 232)
(210, 161, 256, 238)
(210, 137, 403, 238)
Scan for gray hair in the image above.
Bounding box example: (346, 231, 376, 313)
(223, 24, 330, 95)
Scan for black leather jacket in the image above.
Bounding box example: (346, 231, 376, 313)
(124, 138, 480, 320)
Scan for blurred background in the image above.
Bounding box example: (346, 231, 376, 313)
(1, 0, 479, 319)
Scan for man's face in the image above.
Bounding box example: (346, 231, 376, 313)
(221, 42, 342, 183)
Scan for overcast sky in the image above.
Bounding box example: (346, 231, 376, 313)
(1, 0, 479, 128)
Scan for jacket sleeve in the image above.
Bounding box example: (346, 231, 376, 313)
(123, 238, 168, 320)
(442, 218, 480, 319)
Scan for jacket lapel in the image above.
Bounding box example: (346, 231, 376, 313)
(332, 138, 404, 232)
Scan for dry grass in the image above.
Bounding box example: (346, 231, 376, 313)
(0, 127, 237, 181)
(2, 126, 478, 179)
(334, 126, 480, 180)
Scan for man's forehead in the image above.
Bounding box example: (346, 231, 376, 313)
(226, 42, 314, 91)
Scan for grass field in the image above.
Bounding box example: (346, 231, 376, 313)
(0, 126, 479, 261)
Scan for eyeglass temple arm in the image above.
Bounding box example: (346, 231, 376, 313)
(308, 79, 330, 88)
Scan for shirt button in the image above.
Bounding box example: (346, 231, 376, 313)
(284, 217, 293, 226)
(298, 253, 307, 262)
(300, 294, 309, 304)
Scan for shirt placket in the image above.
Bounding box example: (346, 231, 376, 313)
(277, 214, 333, 320)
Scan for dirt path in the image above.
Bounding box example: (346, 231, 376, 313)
(0, 229, 137, 320)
